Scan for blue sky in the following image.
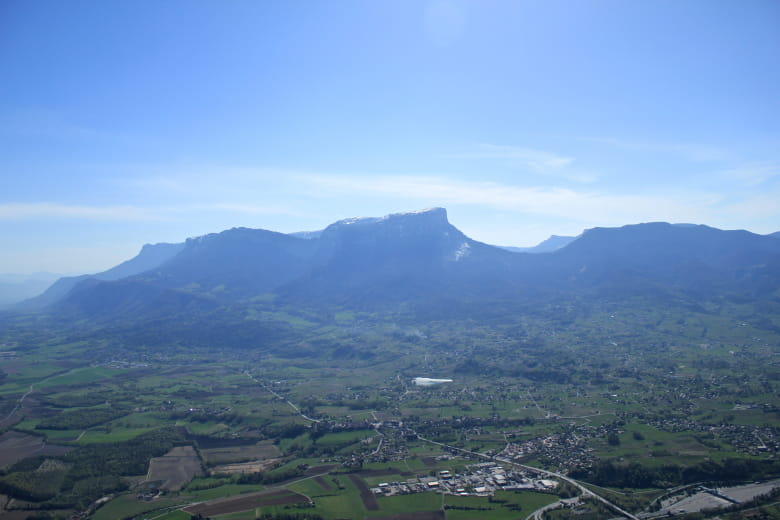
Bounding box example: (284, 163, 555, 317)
(1, 0, 779, 274)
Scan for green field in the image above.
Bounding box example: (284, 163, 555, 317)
(444, 490, 559, 520)
(0, 296, 777, 519)
(93, 495, 186, 520)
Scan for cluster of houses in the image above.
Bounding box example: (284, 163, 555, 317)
(370, 463, 558, 497)
(498, 431, 595, 473)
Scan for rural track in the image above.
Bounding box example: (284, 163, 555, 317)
(170, 467, 333, 517)
(0, 384, 34, 424)
(244, 371, 321, 423)
(0, 370, 70, 425)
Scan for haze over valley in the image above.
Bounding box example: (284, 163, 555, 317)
(1, 1, 779, 519)
(1, 208, 779, 519)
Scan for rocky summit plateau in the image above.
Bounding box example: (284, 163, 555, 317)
(17, 208, 780, 323)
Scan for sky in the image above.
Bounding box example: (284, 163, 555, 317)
(1, 0, 779, 275)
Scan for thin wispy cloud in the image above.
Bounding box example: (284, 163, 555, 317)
(583, 137, 729, 162)
(447, 144, 599, 183)
(0, 203, 160, 221)
(452, 144, 575, 170)
(301, 173, 725, 226)
(724, 192, 780, 220)
(121, 175, 194, 195)
(115, 165, 301, 198)
(0, 201, 299, 221)
(0, 109, 143, 147)
(721, 161, 780, 186)
(188, 203, 301, 216)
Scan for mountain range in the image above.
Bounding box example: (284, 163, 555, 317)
(500, 234, 577, 253)
(0, 272, 61, 307)
(10, 208, 780, 322)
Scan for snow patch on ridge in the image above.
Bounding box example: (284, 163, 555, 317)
(337, 208, 445, 225)
(387, 207, 443, 217)
(336, 216, 380, 226)
(453, 242, 471, 261)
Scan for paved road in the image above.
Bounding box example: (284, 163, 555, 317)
(527, 497, 580, 520)
(244, 371, 321, 423)
(416, 434, 640, 520)
(241, 372, 638, 520)
(0, 371, 69, 425)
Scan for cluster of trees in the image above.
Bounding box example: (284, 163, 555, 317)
(42, 392, 107, 408)
(235, 466, 304, 485)
(99, 310, 302, 354)
(0, 427, 187, 509)
(193, 422, 307, 446)
(285, 440, 353, 458)
(301, 396, 389, 411)
(453, 354, 580, 385)
(189, 514, 323, 520)
(36, 406, 130, 430)
(167, 409, 245, 426)
(413, 415, 536, 441)
(268, 423, 310, 440)
(0, 462, 66, 501)
(256, 514, 324, 520)
(572, 457, 780, 489)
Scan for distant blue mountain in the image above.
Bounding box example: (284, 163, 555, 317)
(0, 272, 61, 307)
(18, 241, 184, 309)
(20, 209, 780, 320)
(537, 222, 780, 298)
(289, 230, 323, 240)
(501, 235, 578, 253)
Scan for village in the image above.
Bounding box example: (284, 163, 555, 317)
(369, 462, 558, 498)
